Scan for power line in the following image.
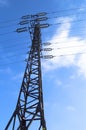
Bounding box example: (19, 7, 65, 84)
(0, 18, 20, 24)
(42, 51, 86, 60)
(0, 53, 27, 61)
(49, 18, 86, 26)
(0, 17, 83, 30)
(0, 7, 85, 24)
(1, 15, 86, 34)
(55, 51, 86, 57)
(48, 7, 86, 14)
(0, 7, 86, 24)
(0, 43, 28, 51)
(0, 44, 86, 60)
(1, 43, 86, 58)
(0, 47, 28, 55)
(0, 8, 85, 27)
(47, 44, 86, 50)
(0, 43, 28, 49)
(45, 31, 86, 42)
(0, 36, 29, 43)
(46, 40, 86, 46)
(0, 29, 85, 56)
(0, 40, 86, 57)
(0, 60, 25, 67)
(1, 16, 86, 29)
(43, 26, 86, 38)
(1, 37, 86, 55)
(0, 51, 86, 67)
(0, 18, 85, 37)
(1, 37, 86, 53)
(0, 31, 15, 36)
(0, 23, 18, 29)
(48, 11, 86, 18)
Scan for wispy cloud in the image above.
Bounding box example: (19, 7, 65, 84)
(12, 72, 23, 81)
(55, 79, 63, 86)
(0, 0, 8, 6)
(79, 6, 86, 11)
(0, 67, 12, 74)
(66, 106, 76, 112)
(42, 17, 86, 78)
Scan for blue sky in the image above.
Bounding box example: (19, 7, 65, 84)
(0, 0, 86, 130)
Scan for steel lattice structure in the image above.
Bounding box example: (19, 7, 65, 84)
(5, 13, 48, 130)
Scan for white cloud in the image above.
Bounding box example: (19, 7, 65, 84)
(55, 79, 62, 86)
(0, 67, 12, 74)
(79, 6, 86, 12)
(42, 17, 86, 78)
(66, 106, 76, 112)
(69, 74, 76, 80)
(12, 72, 23, 81)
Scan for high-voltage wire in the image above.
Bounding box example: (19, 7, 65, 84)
(0, 9, 86, 66)
(0, 8, 86, 27)
(0, 60, 25, 67)
(1, 42, 86, 52)
(0, 53, 27, 62)
(0, 6, 86, 24)
(46, 31, 86, 41)
(0, 36, 29, 43)
(47, 44, 86, 50)
(0, 43, 28, 50)
(42, 51, 86, 59)
(1, 17, 86, 28)
(1, 51, 86, 68)
(0, 18, 20, 24)
(51, 18, 86, 25)
(0, 27, 86, 52)
(0, 31, 15, 36)
(0, 23, 18, 29)
(56, 51, 86, 57)
(0, 28, 85, 45)
(48, 12, 86, 18)
(47, 7, 86, 14)
(1, 15, 86, 36)
(1, 19, 86, 36)
(45, 25, 86, 35)
(0, 48, 28, 56)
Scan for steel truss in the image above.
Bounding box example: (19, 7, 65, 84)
(5, 13, 47, 130)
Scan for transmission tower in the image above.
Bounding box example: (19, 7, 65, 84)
(5, 12, 49, 130)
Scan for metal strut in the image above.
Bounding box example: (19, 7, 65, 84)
(5, 14, 47, 130)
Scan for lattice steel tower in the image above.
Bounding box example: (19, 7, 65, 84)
(5, 12, 49, 130)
